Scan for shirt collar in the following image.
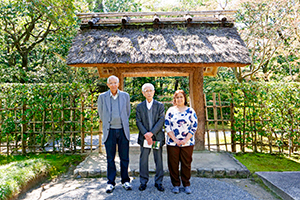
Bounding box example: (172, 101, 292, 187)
(146, 99, 154, 110)
(110, 89, 119, 100)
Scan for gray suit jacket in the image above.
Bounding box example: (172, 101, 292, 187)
(97, 90, 131, 143)
(136, 100, 165, 146)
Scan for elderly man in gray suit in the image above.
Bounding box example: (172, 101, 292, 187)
(136, 83, 165, 192)
(97, 75, 132, 193)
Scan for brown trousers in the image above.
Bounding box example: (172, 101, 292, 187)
(167, 145, 194, 187)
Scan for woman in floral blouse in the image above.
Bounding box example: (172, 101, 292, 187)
(165, 90, 198, 194)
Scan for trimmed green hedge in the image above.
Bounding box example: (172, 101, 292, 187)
(0, 83, 98, 154)
(205, 81, 300, 151)
(1, 81, 299, 153)
(0, 159, 50, 199)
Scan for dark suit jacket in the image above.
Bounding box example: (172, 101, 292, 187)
(136, 100, 165, 146)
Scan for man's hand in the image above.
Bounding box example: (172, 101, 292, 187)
(144, 132, 153, 140)
(146, 137, 153, 145)
(144, 132, 154, 145)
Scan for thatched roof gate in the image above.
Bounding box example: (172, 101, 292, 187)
(67, 10, 251, 150)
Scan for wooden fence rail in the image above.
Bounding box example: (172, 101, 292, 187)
(1, 92, 299, 155)
(0, 94, 103, 155)
(204, 93, 300, 155)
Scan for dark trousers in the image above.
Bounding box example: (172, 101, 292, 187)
(104, 128, 130, 186)
(139, 146, 164, 185)
(167, 145, 193, 187)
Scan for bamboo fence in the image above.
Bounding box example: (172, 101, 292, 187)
(1, 92, 299, 155)
(204, 93, 300, 155)
(0, 94, 103, 155)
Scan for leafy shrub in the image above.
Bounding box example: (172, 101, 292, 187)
(0, 159, 50, 199)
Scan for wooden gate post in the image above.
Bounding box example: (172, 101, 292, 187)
(190, 68, 205, 151)
(115, 69, 124, 91)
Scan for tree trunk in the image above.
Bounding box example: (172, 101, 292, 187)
(20, 53, 29, 83)
(174, 79, 179, 91)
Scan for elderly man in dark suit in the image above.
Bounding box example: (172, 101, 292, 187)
(97, 75, 132, 193)
(136, 83, 165, 192)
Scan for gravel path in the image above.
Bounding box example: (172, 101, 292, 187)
(18, 176, 279, 200)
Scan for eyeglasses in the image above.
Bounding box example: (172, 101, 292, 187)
(108, 82, 118, 85)
(144, 90, 154, 93)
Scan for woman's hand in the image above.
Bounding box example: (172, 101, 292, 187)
(179, 138, 189, 146)
(174, 138, 182, 146)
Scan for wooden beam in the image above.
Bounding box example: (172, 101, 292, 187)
(96, 66, 102, 77)
(88, 17, 100, 26)
(123, 71, 189, 77)
(80, 17, 234, 25)
(76, 10, 237, 19)
(190, 68, 205, 151)
(69, 62, 250, 68)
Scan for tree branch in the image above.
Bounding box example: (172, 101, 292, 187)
(22, 14, 43, 43)
(28, 22, 57, 52)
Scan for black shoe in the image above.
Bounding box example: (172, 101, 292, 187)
(154, 183, 165, 192)
(139, 184, 147, 191)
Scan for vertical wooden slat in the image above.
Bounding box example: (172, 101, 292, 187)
(4, 100, 9, 155)
(32, 114, 36, 153)
(252, 101, 257, 152)
(70, 96, 74, 153)
(259, 100, 264, 153)
(269, 129, 273, 154)
(242, 94, 246, 152)
(90, 94, 94, 152)
(204, 94, 210, 151)
(280, 130, 284, 153)
(0, 99, 2, 154)
(51, 104, 55, 152)
(230, 92, 236, 152)
(41, 110, 46, 150)
(61, 94, 65, 153)
(21, 103, 26, 155)
(289, 112, 293, 157)
(218, 93, 227, 151)
(80, 94, 85, 153)
(14, 109, 18, 152)
(33, 113, 37, 153)
(71, 96, 76, 153)
(99, 119, 103, 153)
(212, 93, 220, 152)
(6, 110, 9, 155)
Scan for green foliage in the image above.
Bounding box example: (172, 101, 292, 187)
(0, 83, 100, 154)
(206, 81, 300, 152)
(0, 158, 49, 199)
(125, 76, 189, 102)
(0, 153, 85, 199)
(235, 0, 300, 82)
(1, 81, 299, 153)
(102, 0, 142, 12)
(0, 0, 88, 83)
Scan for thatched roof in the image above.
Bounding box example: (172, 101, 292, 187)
(67, 26, 250, 66)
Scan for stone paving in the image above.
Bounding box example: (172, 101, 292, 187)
(54, 134, 299, 199)
(256, 171, 300, 200)
(74, 132, 250, 179)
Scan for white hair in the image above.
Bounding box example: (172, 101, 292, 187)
(107, 75, 119, 84)
(142, 83, 155, 92)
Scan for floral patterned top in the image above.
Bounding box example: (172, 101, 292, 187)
(165, 106, 198, 147)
